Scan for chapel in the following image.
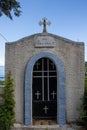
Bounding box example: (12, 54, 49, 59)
(5, 18, 84, 125)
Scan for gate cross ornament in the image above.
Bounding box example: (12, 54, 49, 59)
(35, 91, 41, 99)
(51, 91, 56, 99)
(43, 105, 48, 114)
(39, 17, 51, 32)
(36, 62, 40, 69)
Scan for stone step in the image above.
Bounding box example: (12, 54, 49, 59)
(11, 124, 65, 130)
(11, 124, 82, 130)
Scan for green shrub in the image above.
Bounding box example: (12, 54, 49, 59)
(0, 80, 5, 85)
(0, 72, 15, 130)
(79, 79, 87, 129)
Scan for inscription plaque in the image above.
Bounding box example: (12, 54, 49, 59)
(35, 36, 56, 48)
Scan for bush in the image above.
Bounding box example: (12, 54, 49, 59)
(79, 79, 87, 128)
(0, 80, 5, 85)
(0, 72, 15, 130)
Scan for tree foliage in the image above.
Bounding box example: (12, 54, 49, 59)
(81, 80, 87, 122)
(0, 72, 15, 130)
(79, 63, 87, 129)
(0, 0, 21, 19)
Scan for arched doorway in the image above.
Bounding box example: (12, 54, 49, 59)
(32, 57, 57, 124)
(24, 52, 66, 125)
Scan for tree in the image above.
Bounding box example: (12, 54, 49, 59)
(0, 0, 21, 19)
(79, 63, 87, 129)
(81, 80, 87, 121)
(0, 72, 15, 130)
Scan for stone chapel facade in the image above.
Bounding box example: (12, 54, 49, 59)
(5, 20, 84, 126)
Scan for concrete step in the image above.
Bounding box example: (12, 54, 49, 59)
(12, 125, 61, 130)
(11, 124, 82, 130)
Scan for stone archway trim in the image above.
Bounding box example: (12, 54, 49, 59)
(24, 52, 66, 125)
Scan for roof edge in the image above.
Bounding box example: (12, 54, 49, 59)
(6, 32, 84, 45)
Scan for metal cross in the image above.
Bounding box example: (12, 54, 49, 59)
(51, 91, 56, 99)
(39, 17, 51, 32)
(51, 62, 55, 69)
(36, 62, 40, 69)
(35, 91, 41, 99)
(43, 105, 48, 114)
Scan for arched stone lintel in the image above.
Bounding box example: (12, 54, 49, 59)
(24, 51, 66, 125)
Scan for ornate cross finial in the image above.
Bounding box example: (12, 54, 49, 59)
(39, 17, 51, 33)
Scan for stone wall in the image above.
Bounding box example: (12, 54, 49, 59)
(5, 33, 84, 124)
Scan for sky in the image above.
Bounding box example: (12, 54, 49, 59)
(0, 0, 87, 66)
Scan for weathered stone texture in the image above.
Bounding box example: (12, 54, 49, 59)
(5, 33, 84, 124)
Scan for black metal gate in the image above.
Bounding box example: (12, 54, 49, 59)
(32, 58, 57, 119)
